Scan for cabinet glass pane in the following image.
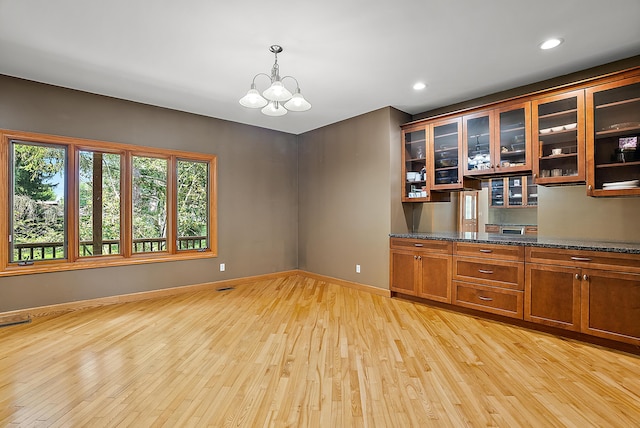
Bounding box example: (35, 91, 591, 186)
(499, 109, 527, 168)
(404, 129, 427, 198)
(592, 82, 640, 190)
(490, 179, 504, 207)
(537, 97, 579, 180)
(526, 175, 538, 206)
(466, 116, 491, 172)
(508, 177, 523, 206)
(433, 122, 459, 185)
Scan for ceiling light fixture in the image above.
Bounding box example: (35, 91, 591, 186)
(540, 38, 563, 50)
(413, 82, 427, 90)
(239, 45, 311, 116)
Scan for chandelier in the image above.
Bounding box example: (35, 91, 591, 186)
(239, 45, 311, 116)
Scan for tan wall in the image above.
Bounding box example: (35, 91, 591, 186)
(298, 107, 410, 289)
(537, 185, 640, 242)
(0, 75, 299, 312)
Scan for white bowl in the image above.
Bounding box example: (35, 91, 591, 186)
(551, 148, 562, 155)
(551, 126, 564, 132)
(564, 123, 577, 130)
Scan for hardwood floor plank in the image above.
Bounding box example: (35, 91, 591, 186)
(1, 275, 639, 427)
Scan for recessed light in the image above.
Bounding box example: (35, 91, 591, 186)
(413, 82, 427, 90)
(540, 38, 563, 50)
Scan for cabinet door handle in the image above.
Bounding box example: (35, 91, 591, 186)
(575, 273, 580, 280)
(418, 256, 422, 261)
(478, 269, 494, 274)
(414, 243, 424, 247)
(583, 274, 589, 281)
(414, 255, 418, 260)
(479, 249, 493, 253)
(478, 296, 493, 302)
(570, 256, 592, 262)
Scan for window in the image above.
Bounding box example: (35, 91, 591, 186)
(0, 130, 217, 276)
(132, 155, 167, 253)
(78, 150, 122, 257)
(177, 160, 209, 251)
(10, 141, 67, 262)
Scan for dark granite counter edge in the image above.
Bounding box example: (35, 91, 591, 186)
(389, 233, 640, 254)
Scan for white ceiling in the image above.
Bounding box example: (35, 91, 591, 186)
(1, 0, 639, 135)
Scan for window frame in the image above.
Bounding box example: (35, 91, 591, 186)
(0, 129, 217, 277)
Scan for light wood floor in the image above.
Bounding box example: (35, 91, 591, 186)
(1, 275, 639, 427)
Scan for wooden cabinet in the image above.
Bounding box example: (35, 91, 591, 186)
(586, 75, 640, 197)
(390, 237, 640, 349)
(581, 269, 640, 345)
(525, 263, 582, 331)
(532, 89, 586, 185)
(429, 118, 481, 191)
(401, 124, 450, 202)
(452, 242, 524, 319)
(526, 247, 640, 345)
(489, 175, 537, 207)
(463, 102, 532, 177)
(390, 238, 452, 302)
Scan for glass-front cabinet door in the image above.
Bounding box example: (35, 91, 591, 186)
(463, 111, 493, 175)
(430, 118, 463, 190)
(532, 90, 585, 185)
(495, 102, 532, 174)
(490, 178, 505, 207)
(402, 124, 450, 202)
(586, 76, 640, 197)
(402, 125, 428, 201)
(490, 175, 536, 208)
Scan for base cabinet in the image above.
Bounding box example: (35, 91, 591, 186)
(390, 238, 640, 350)
(525, 263, 581, 331)
(581, 269, 640, 345)
(390, 239, 452, 303)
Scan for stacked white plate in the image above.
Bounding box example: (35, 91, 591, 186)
(602, 179, 639, 190)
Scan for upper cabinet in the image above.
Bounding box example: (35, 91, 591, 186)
(401, 66, 640, 200)
(586, 76, 640, 197)
(532, 90, 586, 185)
(463, 102, 532, 177)
(401, 124, 450, 202)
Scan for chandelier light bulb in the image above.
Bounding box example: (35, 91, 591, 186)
(283, 90, 311, 112)
(263, 81, 293, 102)
(261, 101, 288, 117)
(239, 86, 268, 108)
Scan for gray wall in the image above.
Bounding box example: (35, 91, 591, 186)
(0, 75, 298, 312)
(538, 185, 640, 242)
(298, 107, 410, 289)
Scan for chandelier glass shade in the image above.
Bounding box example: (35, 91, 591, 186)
(239, 45, 311, 116)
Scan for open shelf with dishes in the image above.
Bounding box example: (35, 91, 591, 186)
(586, 77, 640, 196)
(532, 89, 585, 184)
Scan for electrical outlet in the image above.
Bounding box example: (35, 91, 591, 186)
(220, 263, 225, 272)
(356, 264, 361, 273)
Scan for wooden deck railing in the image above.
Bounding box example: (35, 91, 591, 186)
(13, 236, 207, 261)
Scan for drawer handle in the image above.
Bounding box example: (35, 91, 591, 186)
(414, 243, 424, 247)
(478, 269, 494, 274)
(479, 249, 493, 253)
(478, 296, 493, 302)
(570, 256, 592, 262)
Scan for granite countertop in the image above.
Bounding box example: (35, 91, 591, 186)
(389, 232, 640, 254)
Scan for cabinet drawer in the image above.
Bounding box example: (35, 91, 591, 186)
(454, 242, 524, 261)
(453, 281, 523, 319)
(453, 257, 524, 290)
(526, 247, 640, 273)
(390, 238, 452, 254)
